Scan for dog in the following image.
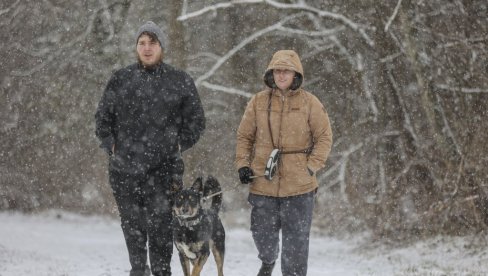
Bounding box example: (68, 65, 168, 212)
(172, 176, 225, 276)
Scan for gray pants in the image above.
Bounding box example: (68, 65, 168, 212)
(248, 192, 315, 276)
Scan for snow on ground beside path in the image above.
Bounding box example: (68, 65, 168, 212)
(0, 211, 487, 276)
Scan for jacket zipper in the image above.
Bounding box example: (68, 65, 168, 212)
(277, 94, 285, 197)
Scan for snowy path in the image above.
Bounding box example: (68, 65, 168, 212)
(0, 211, 487, 276)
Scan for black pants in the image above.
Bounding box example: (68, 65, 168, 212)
(109, 167, 174, 276)
(248, 192, 315, 276)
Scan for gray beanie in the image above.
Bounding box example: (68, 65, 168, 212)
(135, 21, 166, 49)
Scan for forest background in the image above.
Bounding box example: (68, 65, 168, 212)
(1, 0, 487, 240)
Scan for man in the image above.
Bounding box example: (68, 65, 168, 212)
(235, 50, 332, 276)
(95, 21, 205, 276)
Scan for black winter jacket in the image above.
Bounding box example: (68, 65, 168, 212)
(95, 62, 205, 174)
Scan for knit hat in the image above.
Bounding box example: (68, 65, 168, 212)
(135, 21, 166, 49)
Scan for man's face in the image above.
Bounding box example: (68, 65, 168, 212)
(136, 34, 162, 67)
(273, 69, 295, 90)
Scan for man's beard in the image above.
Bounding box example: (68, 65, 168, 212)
(137, 53, 163, 69)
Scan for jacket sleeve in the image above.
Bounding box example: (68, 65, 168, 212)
(307, 95, 333, 173)
(235, 95, 257, 169)
(95, 74, 118, 155)
(179, 74, 206, 152)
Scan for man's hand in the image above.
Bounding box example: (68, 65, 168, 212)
(238, 167, 254, 184)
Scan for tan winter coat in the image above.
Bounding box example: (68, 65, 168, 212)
(235, 50, 333, 197)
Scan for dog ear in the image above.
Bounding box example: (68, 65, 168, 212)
(192, 177, 203, 193)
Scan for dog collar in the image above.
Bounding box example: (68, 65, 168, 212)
(176, 215, 202, 229)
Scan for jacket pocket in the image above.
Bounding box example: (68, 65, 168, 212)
(282, 153, 312, 185)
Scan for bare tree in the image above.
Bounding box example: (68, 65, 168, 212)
(2, 0, 487, 239)
(178, 0, 488, 237)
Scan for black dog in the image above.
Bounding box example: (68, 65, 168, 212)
(172, 176, 225, 276)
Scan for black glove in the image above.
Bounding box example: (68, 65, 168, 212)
(238, 167, 254, 184)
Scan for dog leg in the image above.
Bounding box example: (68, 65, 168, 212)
(190, 253, 209, 276)
(178, 252, 191, 276)
(211, 243, 225, 276)
(176, 242, 197, 259)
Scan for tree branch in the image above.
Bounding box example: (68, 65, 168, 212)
(201, 81, 253, 98)
(195, 13, 302, 85)
(276, 25, 343, 37)
(387, 70, 419, 146)
(384, 0, 403, 32)
(435, 84, 488, 94)
(10, 6, 104, 77)
(357, 53, 379, 121)
(101, 0, 115, 41)
(178, 0, 262, 20)
(435, 94, 463, 157)
(0, 0, 20, 17)
(179, 0, 374, 46)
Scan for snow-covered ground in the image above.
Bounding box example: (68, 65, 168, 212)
(0, 211, 487, 276)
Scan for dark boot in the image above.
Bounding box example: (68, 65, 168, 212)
(129, 265, 151, 276)
(257, 262, 275, 276)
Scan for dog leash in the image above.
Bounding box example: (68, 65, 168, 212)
(203, 183, 241, 200)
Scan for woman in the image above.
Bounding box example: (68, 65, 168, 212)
(235, 50, 333, 276)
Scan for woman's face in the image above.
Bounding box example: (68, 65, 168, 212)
(273, 69, 295, 90)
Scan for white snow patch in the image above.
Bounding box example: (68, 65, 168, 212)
(0, 211, 487, 276)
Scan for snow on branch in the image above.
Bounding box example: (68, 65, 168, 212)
(329, 36, 356, 68)
(264, 0, 373, 46)
(201, 81, 253, 98)
(178, 0, 262, 20)
(391, 159, 415, 184)
(276, 25, 344, 37)
(178, 0, 374, 46)
(302, 43, 336, 59)
(11, 6, 105, 77)
(195, 13, 303, 86)
(320, 142, 362, 201)
(101, 0, 115, 41)
(387, 70, 419, 146)
(435, 84, 488, 94)
(11, 55, 55, 77)
(0, 0, 20, 17)
(188, 52, 221, 62)
(384, 0, 403, 32)
(319, 131, 400, 201)
(357, 53, 379, 121)
(435, 94, 463, 157)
